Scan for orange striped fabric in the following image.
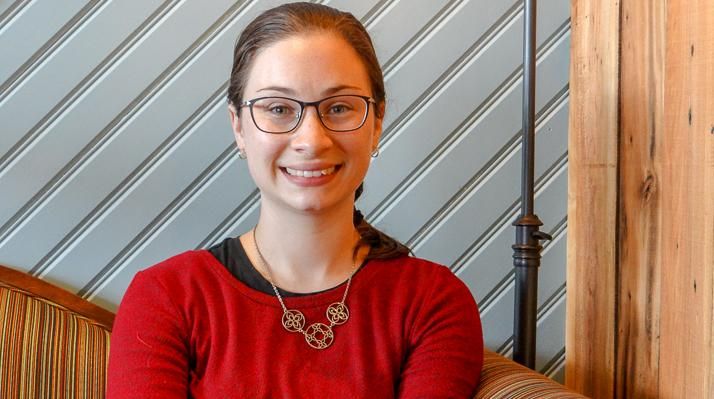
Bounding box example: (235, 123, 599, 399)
(474, 350, 589, 398)
(0, 282, 111, 399)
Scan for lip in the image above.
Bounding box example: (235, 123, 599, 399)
(280, 164, 341, 187)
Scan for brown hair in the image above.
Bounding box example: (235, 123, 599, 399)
(228, 2, 409, 260)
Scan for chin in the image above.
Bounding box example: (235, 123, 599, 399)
(283, 194, 351, 215)
(289, 200, 335, 214)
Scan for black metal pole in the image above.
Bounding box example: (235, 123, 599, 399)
(512, 0, 551, 369)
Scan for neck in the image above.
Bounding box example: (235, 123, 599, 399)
(242, 202, 364, 293)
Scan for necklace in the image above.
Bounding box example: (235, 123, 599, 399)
(251, 228, 360, 350)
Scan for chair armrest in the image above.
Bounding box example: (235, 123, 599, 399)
(474, 350, 587, 398)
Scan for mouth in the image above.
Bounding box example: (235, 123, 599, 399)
(282, 165, 339, 178)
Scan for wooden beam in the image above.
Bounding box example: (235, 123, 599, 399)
(566, 1, 620, 397)
(569, 0, 714, 397)
(658, 0, 714, 397)
(615, 1, 665, 397)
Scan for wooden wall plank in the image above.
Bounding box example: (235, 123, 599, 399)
(566, 1, 619, 397)
(658, 0, 714, 397)
(570, 0, 714, 396)
(616, 1, 665, 397)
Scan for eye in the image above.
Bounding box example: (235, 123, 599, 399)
(268, 103, 291, 115)
(327, 102, 353, 114)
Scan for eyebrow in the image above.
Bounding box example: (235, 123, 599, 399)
(257, 86, 297, 95)
(322, 85, 365, 96)
(256, 85, 366, 97)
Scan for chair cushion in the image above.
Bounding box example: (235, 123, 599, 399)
(474, 350, 587, 398)
(0, 282, 111, 398)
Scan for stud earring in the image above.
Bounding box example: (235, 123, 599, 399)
(370, 147, 380, 158)
(238, 148, 247, 159)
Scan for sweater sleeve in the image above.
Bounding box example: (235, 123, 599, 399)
(107, 270, 190, 398)
(397, 267, 484, 398)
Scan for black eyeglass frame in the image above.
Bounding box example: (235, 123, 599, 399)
(237, 94, 377, 134)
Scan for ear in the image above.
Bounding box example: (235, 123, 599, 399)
(228, 104, 246, 150)
(371, 102, 385, 151)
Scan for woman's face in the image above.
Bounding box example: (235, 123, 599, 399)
(229, 33, 383, 216)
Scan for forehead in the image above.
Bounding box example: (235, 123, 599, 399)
(243, 32, 372, 98)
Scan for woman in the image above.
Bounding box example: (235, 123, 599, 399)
(107, 3, 483, 398)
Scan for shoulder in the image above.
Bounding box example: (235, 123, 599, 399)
(140, 249, 216, 275)
(363, 255, 475, 306)
(371, 255, 468, 288)
(129, 249, 221, 293)
(371, 254, 445, 271)
(118, 250, 231, 325)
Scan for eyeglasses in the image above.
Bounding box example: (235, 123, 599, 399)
(238, 95, 376, 134)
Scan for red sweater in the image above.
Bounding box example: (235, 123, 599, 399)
(107, 250, 483, 398)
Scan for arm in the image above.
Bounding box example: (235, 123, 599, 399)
(107, 271, 190, 398)
(397, 267, 484, 398)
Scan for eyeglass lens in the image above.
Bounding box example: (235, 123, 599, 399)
(250, 96, 369, 133)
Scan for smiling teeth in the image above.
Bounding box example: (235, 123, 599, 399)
(285, 166, 336, 177)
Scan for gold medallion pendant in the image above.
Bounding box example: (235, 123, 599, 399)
(304, 323, 334, 349)
(282, 309, 306, 332)
(253, 228, 360, 350)
(326, 302, 349, 325)
(280, 302, 351, 349)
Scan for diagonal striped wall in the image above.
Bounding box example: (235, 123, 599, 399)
(0, 0, 570, 381)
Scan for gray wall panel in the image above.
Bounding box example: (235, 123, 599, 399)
(88, 157, 258, 307)
(0, 0, 281, 277)
(39, 102, 234, 289)
(0, 0, 571, 382)
(362, 0, 568, 215)
(0, 0, 159, 159)
(379, 0, 516, 131)
(0, 0, 166, 236)
(535, 289, 566, 372)
(1, 0, 235, 220)
(413, 98, 568, 263)
(372, 32, 569, 243)
(538, 225, 567, 307)
(323, 0, 381, 18)
(0, 1, 20, 21)
(460, 162, 567, 305)
(368, 0, 447, 65)
(0, 0, 87, 84)
(546, 351, 566, 381)
(479, 228, 566, 374)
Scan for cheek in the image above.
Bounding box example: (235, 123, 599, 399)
(244, 137, 271, 173)
(250, 146, 278, 170)
(347, 140, 374, 174)
(243, 135, 283, 176)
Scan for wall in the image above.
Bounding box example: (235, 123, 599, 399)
(0, 0, 571, 379)
(568, 0, 714, 397)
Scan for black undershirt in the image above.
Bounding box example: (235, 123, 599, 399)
(207, 237, 362, 298)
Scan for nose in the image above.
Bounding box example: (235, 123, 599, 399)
(290, 106, 333, 154)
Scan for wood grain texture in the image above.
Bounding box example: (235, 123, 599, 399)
(658, 0, 714, 397)
(570, 0, 714, 397)
(0, 264, 115, 330)
(616, 1, 665, 397)
(566, 1, 619, 397)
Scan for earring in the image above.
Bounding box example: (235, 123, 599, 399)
(238, 148, 247, 159)
(371, 147, 380, 158)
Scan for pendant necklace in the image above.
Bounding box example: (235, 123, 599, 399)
(251, 228, 360, 350)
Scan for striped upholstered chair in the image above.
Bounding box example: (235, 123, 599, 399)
(0, 264, 114, 398)
(0, 264, 584, 398)
(475, 350, 587, 398)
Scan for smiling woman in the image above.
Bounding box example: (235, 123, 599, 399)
(106, 2, 483, 398)
(231, 32, 380, 218)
